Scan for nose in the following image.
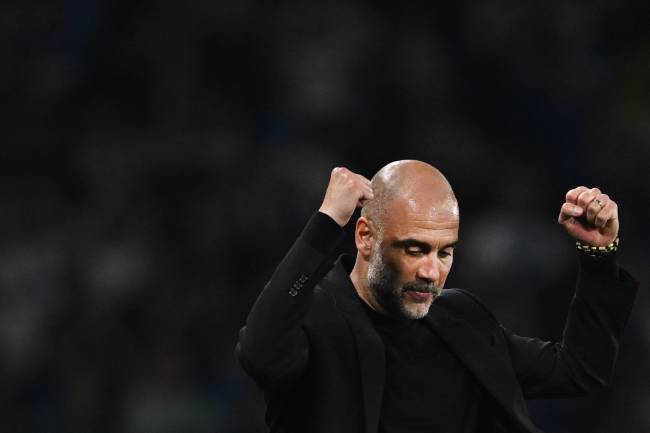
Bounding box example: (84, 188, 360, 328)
(416, 256, 441, 283)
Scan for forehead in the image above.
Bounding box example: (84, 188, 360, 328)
(382, 196, 459, 240)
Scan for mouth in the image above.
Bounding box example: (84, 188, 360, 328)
(404, 290, 433, 302)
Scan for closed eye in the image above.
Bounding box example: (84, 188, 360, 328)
(438, 249, 453, 258)
(405, 247, 425, 256)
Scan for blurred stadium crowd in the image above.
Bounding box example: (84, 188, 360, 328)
(2, 0, 648, 432)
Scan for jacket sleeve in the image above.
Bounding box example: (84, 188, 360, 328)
(235, 212, 345, 391)
(505, 253, 638, 398)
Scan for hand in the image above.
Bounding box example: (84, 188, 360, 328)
(319, 167, 374, 227)
(558, 186, 619, 247)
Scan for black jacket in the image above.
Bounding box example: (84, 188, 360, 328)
(236, 213, 637, 433)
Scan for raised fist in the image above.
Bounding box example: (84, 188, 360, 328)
(558, 186, 619, 247)
(319, 167, 374, 227)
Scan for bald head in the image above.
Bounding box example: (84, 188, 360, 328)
(361, 160, 458, 232)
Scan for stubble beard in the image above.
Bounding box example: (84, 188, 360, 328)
(367, 244, 441, 320)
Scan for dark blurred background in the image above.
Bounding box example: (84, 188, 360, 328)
(2, 0, 649, 432)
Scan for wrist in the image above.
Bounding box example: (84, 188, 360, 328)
(301, 212, 346, 254)
(576, 236, 619, 257)
(318, 206, 348, 227)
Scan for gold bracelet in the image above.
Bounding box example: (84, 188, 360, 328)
(576, 237, 619, 256)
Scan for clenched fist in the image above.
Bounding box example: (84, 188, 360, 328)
(319, 167, 374, 227)
(558, 186, 619, 247)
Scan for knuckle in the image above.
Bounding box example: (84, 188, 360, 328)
(567, 186, 586, 201)
(576, 195, 588, 206)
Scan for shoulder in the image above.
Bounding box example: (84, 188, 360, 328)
(434, 288, 501, 326)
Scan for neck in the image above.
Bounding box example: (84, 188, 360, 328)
(350, 255, 385, 314)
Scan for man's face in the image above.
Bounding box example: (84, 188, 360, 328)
(366, 200, 459, 319)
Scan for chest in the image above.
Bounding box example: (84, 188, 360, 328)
(376, 321, 479, 425)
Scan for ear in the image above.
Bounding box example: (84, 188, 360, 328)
(355, 217, 376, 259)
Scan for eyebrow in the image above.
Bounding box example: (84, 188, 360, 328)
(391, 238, 459, 252)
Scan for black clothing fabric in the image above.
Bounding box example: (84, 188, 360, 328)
(364, 304, 480, 433)
(236, 212, 638, 433)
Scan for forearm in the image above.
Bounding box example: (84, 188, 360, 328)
(558, 254, 637, 387)
(515, 253, 638, 398)
(236, 212, 344, 387)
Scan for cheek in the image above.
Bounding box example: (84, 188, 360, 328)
(439, 259, 454, 284)
(383, 256, 411, 283)
(392, 257, 422, 284)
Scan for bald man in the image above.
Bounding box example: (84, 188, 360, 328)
(236, 161, 637, 433)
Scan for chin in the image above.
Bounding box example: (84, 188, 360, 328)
(401, 301, 433, 319)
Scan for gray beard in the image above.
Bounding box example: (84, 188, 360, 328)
(367, 247, 440, 319)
